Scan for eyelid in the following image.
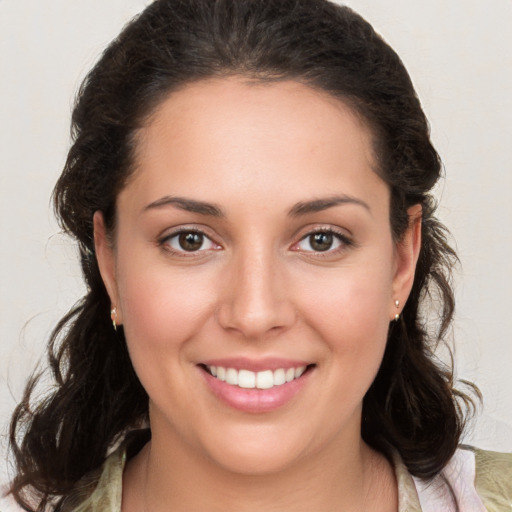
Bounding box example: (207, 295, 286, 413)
(158, 225, 222, 256)
(290, 225, 354, 255)
(156, 223, 354, 258)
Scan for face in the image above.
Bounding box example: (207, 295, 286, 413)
(95, 78, 420, 475)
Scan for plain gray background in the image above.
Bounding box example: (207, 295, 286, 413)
(1, 0, 511, 508)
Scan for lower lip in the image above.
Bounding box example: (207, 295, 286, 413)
(199, 367, 313, 413)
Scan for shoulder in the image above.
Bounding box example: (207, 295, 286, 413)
(58, 430, 150, 512)
(471, 447, 512, 512)
(410, 446, 512, 512)
(59, 446, 125, 512)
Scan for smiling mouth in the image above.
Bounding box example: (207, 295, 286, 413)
(201, 364, 314, 390)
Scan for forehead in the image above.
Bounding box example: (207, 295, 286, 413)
(137, 77, 375, 163)
(124, 77, 386, 214)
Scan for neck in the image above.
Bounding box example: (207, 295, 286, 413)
(122, 427, 397, 512)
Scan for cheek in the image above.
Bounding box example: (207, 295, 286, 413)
(114, 258, 222, 412)
(294, 252, 394, 371)
(115, 255, 218, 354)
(307, 288, 390, 382)
(301, 266, 392, 333)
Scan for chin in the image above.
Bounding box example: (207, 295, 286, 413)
(196, 422, 317, 476)
(208, 442, 306, 476)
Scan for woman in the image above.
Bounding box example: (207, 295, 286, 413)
(8, 0, 512, 511)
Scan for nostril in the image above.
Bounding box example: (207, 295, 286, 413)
(215, 296, 297, 339)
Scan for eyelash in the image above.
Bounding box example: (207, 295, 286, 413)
(158, 227, 220, 257)
(293, 228, 354, 257)
(158, 227, 354, 257)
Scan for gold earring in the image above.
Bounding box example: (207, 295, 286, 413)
(394, 300, 400, 322)
(111, 307, 117, 331)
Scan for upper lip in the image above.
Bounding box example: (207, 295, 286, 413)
(199, 357, 312, 372)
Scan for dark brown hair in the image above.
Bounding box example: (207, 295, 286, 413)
(9, 0, 478, 509)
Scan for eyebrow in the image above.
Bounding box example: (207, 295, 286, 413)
(143, 193, 370, 218)
(288, 195, 371, 217)
(143, 196, 224, 217)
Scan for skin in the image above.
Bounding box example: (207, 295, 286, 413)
(94, 78, 421, 511)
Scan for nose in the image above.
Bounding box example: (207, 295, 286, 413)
(216, 248, 296, 340)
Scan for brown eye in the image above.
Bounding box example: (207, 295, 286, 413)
(163, 230, 218, 254)
(309, 233, 333, 251)
(178, 232, 204, 251)
(294, 230, 350, 254)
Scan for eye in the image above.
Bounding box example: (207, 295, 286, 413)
(294, 229, 352, 253)
(161, 230, 219, 254)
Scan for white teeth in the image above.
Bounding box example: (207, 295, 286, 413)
(295, 366, 306, 378)
(206, 365, 309, 389)
(274, 368, 286, 386)
(256, 370, 274, 389)
(225, 368, 238, 385)
(238, 369, 256, 388)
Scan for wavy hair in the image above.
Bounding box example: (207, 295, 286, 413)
(9, 0, 478, 509)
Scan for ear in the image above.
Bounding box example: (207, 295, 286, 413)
(93, 211, 123, 325)
(391, 204, 422, 319)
